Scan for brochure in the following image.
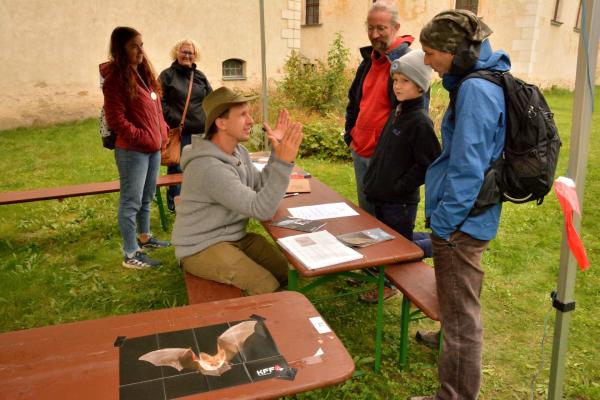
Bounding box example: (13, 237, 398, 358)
(277, 230, 364, 270)
(336, 228, 395, 248)
(271, 216, 325, 233)
(286, 178, 311, 193)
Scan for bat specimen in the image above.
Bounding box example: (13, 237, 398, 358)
(138, 320, 257, 376)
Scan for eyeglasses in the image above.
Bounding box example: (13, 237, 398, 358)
(366, 24, 391, 34)
(180, 51, 194, 57)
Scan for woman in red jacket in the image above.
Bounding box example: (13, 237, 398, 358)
(102, 26, 171, 269)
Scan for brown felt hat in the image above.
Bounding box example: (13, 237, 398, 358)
(202, 87, 258, 134)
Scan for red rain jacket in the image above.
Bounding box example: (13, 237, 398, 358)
(100, 62, 168, 153)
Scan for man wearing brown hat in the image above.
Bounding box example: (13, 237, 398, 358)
(411, 9, 511, 400)
(171, 87, 303, 295)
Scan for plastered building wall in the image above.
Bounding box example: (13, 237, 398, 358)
(300, 0, 597, 88)
(1, 0, 597, 131)
(0, 0, 300, 130)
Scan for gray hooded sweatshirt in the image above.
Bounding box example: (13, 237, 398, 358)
(172, 139, 293, 260)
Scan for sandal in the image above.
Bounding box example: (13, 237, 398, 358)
(359, 286, 398, 304)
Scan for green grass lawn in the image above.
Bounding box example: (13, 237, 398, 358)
(0, 88, 598, 399)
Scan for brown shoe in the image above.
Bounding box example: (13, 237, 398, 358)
(415, 330, 440, 349)
(359, 286, 398, 303)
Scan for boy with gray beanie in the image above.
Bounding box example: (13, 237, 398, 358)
(362, 49, 441, 270)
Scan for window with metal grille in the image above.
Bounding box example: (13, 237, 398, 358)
(222, 59, 244, 80)
(306, 0, 319, 25)
(455, 0, 478, 14)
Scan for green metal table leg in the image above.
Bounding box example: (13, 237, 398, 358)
(155, 187, 168, 231)
(399, 296, 411, 370)
(374, 265, 385, 372)
(288, 269, 298, 291)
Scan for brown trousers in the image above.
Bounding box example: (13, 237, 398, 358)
(181, 233, 289, 295)
(432, 231, 490, 400)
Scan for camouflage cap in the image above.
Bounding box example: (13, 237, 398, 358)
(420, 9, 492, 53)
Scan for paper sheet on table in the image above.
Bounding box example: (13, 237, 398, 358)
(309, 317, 332, 334)
(287, 202, 359, 220)
(253, 162, 267, 171)
(277, 230, 363, 270)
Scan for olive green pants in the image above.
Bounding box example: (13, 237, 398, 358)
(181, 233, 289, 295)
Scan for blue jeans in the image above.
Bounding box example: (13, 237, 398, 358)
(166, 134, 192, 210)
(374, 202, 432, 258)
(374, 202, 417, 240)
(115, 148, 161, 256)
(351, 149, 375, 216)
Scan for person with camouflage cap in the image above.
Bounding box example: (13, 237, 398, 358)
(409, 9, 511, 400)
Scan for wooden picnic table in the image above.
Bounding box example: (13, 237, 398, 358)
(261, 176, 424, 371)
(0, 291, 354, 399)
(0, 173, 182, 230)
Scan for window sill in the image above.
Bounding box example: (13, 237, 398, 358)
(301, 23, 322, 27)
(223, 77, 246, 81)
(551, 19, 563, 26)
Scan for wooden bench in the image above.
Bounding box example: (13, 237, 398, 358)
(183, 271, 242, 304)
(385, 260, 441, 369)
(0, 173, 182, 231)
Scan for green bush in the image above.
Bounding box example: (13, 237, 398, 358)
(298, 120, 351, 161)
(245, 124, 266, 153)
(246, 118, 351, 162)
(278, 32, 351, 114)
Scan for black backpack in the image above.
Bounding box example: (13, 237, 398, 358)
(450, 70, 561, 214)
(99, 107, 116, 150)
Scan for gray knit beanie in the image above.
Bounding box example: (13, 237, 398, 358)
(390, 50, 432, 92)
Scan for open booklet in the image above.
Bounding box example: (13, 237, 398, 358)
(277, 230, 363, 270)
(336, 228, 395, 248)
(271, 216, 325, 233)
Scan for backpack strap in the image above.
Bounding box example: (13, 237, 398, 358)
(448, 70, 506, 223)
(179, 70, 194, 129)
(448, 70, 503, 119)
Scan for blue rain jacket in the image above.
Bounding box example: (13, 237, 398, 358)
(425, 40, 511, 241)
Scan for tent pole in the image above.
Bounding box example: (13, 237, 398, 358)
(548, 1, 599, 398)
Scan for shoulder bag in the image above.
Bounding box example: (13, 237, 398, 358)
(161, 70, 194, 166)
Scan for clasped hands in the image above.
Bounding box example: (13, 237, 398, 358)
(263, 109, 303, 164)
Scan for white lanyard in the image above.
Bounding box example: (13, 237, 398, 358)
(135, 70, 158, 100)
(135, 70, 162, 143)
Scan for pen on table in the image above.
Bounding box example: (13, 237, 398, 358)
(284, 192, 300, 198)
